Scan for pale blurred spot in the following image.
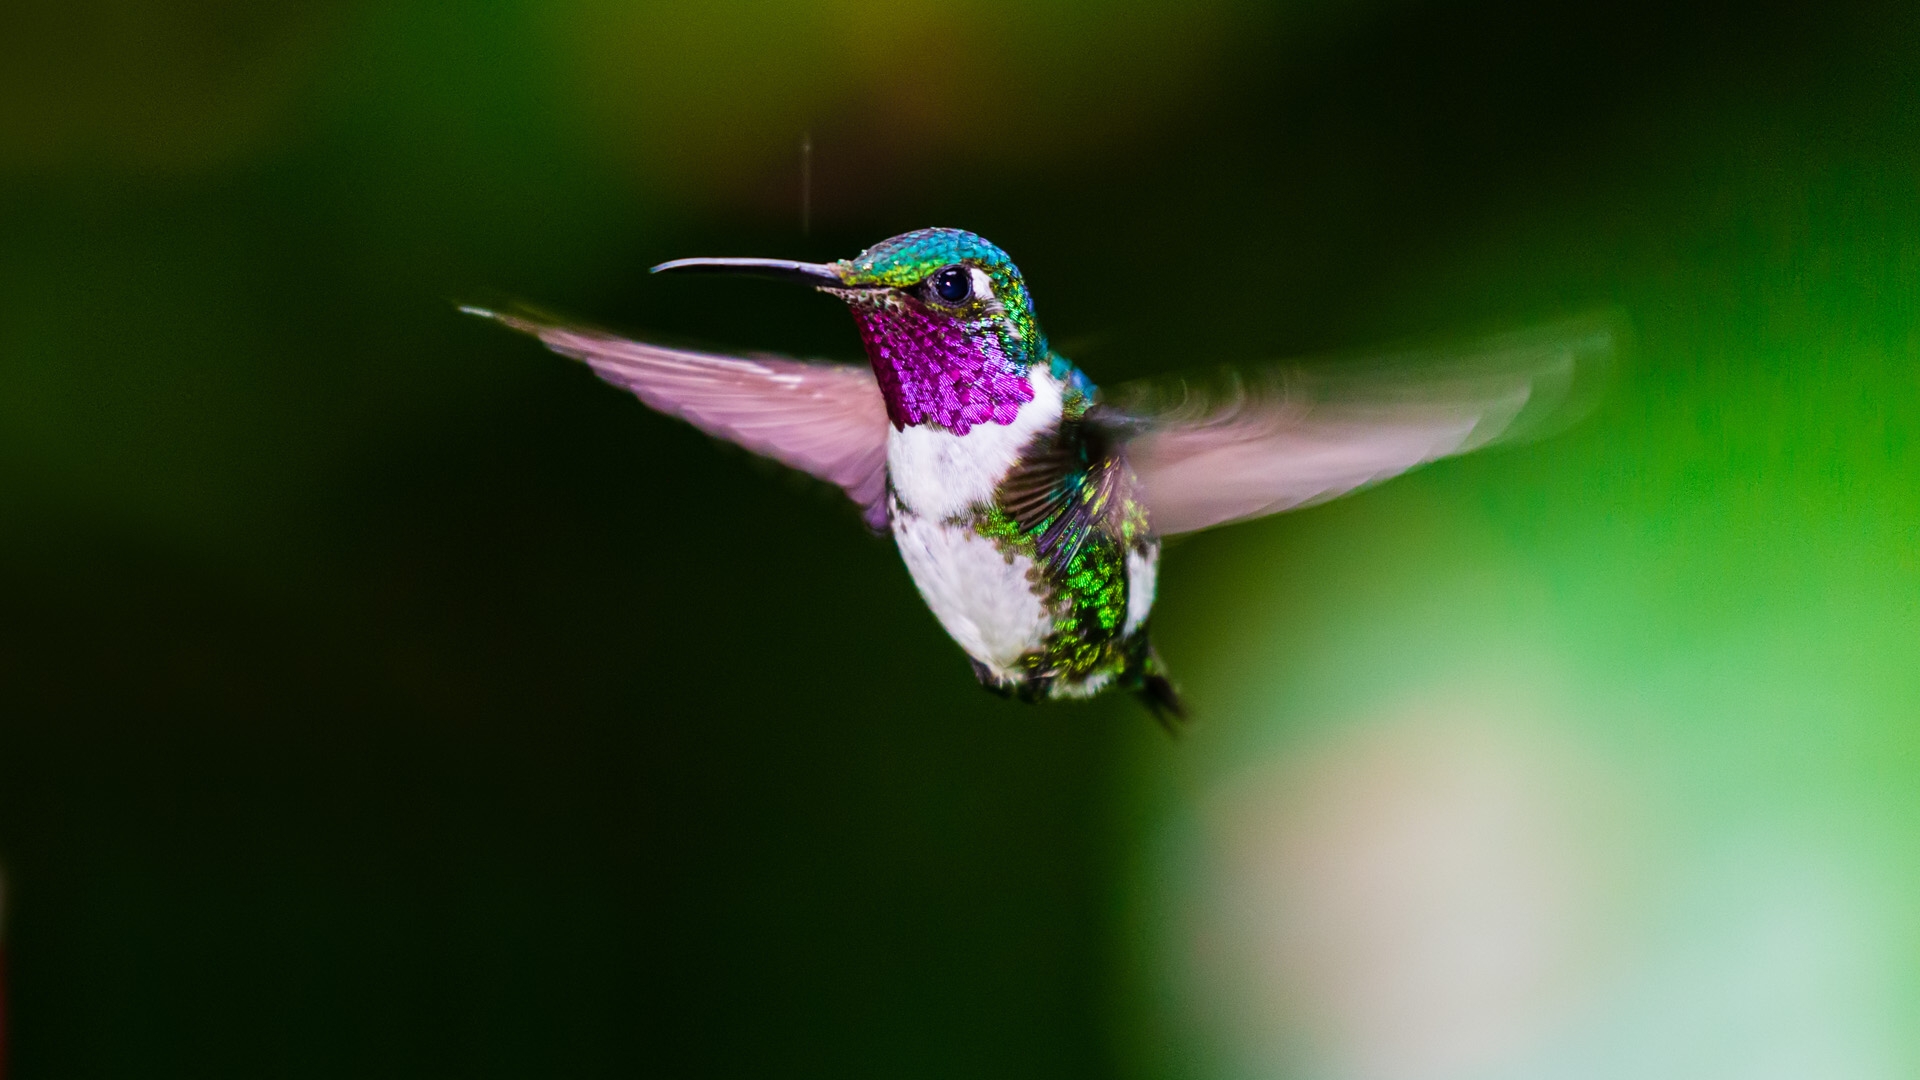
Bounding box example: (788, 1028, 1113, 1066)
(1514, 837, 1900, 1080)
(1190, 688, 1628, 1080)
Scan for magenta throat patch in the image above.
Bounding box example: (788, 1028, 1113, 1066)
(850, 303, 1034, 434)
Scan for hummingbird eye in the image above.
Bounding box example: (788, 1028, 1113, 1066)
(926, 265, 972, 304)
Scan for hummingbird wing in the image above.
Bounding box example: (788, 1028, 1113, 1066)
(995, 417, 1136, 574)
(467, 307, 893, 529)
(1104, 315, 1617, 536)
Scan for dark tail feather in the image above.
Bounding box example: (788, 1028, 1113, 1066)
(1135, 665, 1187, 735)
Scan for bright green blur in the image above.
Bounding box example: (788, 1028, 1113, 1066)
(1122, 71, 1920, 1079)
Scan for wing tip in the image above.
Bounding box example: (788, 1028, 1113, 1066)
(458, 301, 625, 360)
(455, 301, 548, 338)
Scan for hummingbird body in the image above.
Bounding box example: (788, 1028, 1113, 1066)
(467, 227, 1609, 723)
(886, 361, 1161, 702)
(832, 229, 1168, 704)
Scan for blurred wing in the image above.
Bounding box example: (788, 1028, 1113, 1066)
(1109, 315, 1617, 536)
(468, 307, 893, 529)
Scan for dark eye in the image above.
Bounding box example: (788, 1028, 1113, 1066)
(927, 265, 971, 304)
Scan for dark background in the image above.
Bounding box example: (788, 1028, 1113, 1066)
(4, 0, 1918, 1076)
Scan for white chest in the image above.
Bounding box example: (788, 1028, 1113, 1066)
(885, 370, 1065, 677)
(886, 370, 1064, 520)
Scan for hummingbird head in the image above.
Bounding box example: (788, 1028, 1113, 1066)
(654, 228, 1045, 434)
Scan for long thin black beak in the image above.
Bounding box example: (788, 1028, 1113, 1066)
(649, 257, 848, 287)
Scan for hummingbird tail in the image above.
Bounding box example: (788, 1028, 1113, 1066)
(1132, 646, 1187, 734)
(1136, 674, 1186, 733)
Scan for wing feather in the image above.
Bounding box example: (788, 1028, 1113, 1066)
(1110, 316, 1617, 536)
(469, 307, 893, 528)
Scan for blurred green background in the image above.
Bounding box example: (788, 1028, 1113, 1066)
(3, 0, 1918, 1076)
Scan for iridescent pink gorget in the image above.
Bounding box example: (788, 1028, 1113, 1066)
(849, 300, 1035, 434)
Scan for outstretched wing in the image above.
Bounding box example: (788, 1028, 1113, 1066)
(467, 307, 893, 529)
(1106, 315, 1618, 536)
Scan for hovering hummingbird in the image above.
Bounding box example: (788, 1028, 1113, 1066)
(466, 228, 1608, 724)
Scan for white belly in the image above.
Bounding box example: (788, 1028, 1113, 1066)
(892, 512, 1051, 676)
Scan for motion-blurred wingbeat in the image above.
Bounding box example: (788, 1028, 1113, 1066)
(467, 228, 1610, 722)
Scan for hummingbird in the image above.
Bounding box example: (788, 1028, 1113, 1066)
(465, 228, 1609, 724)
